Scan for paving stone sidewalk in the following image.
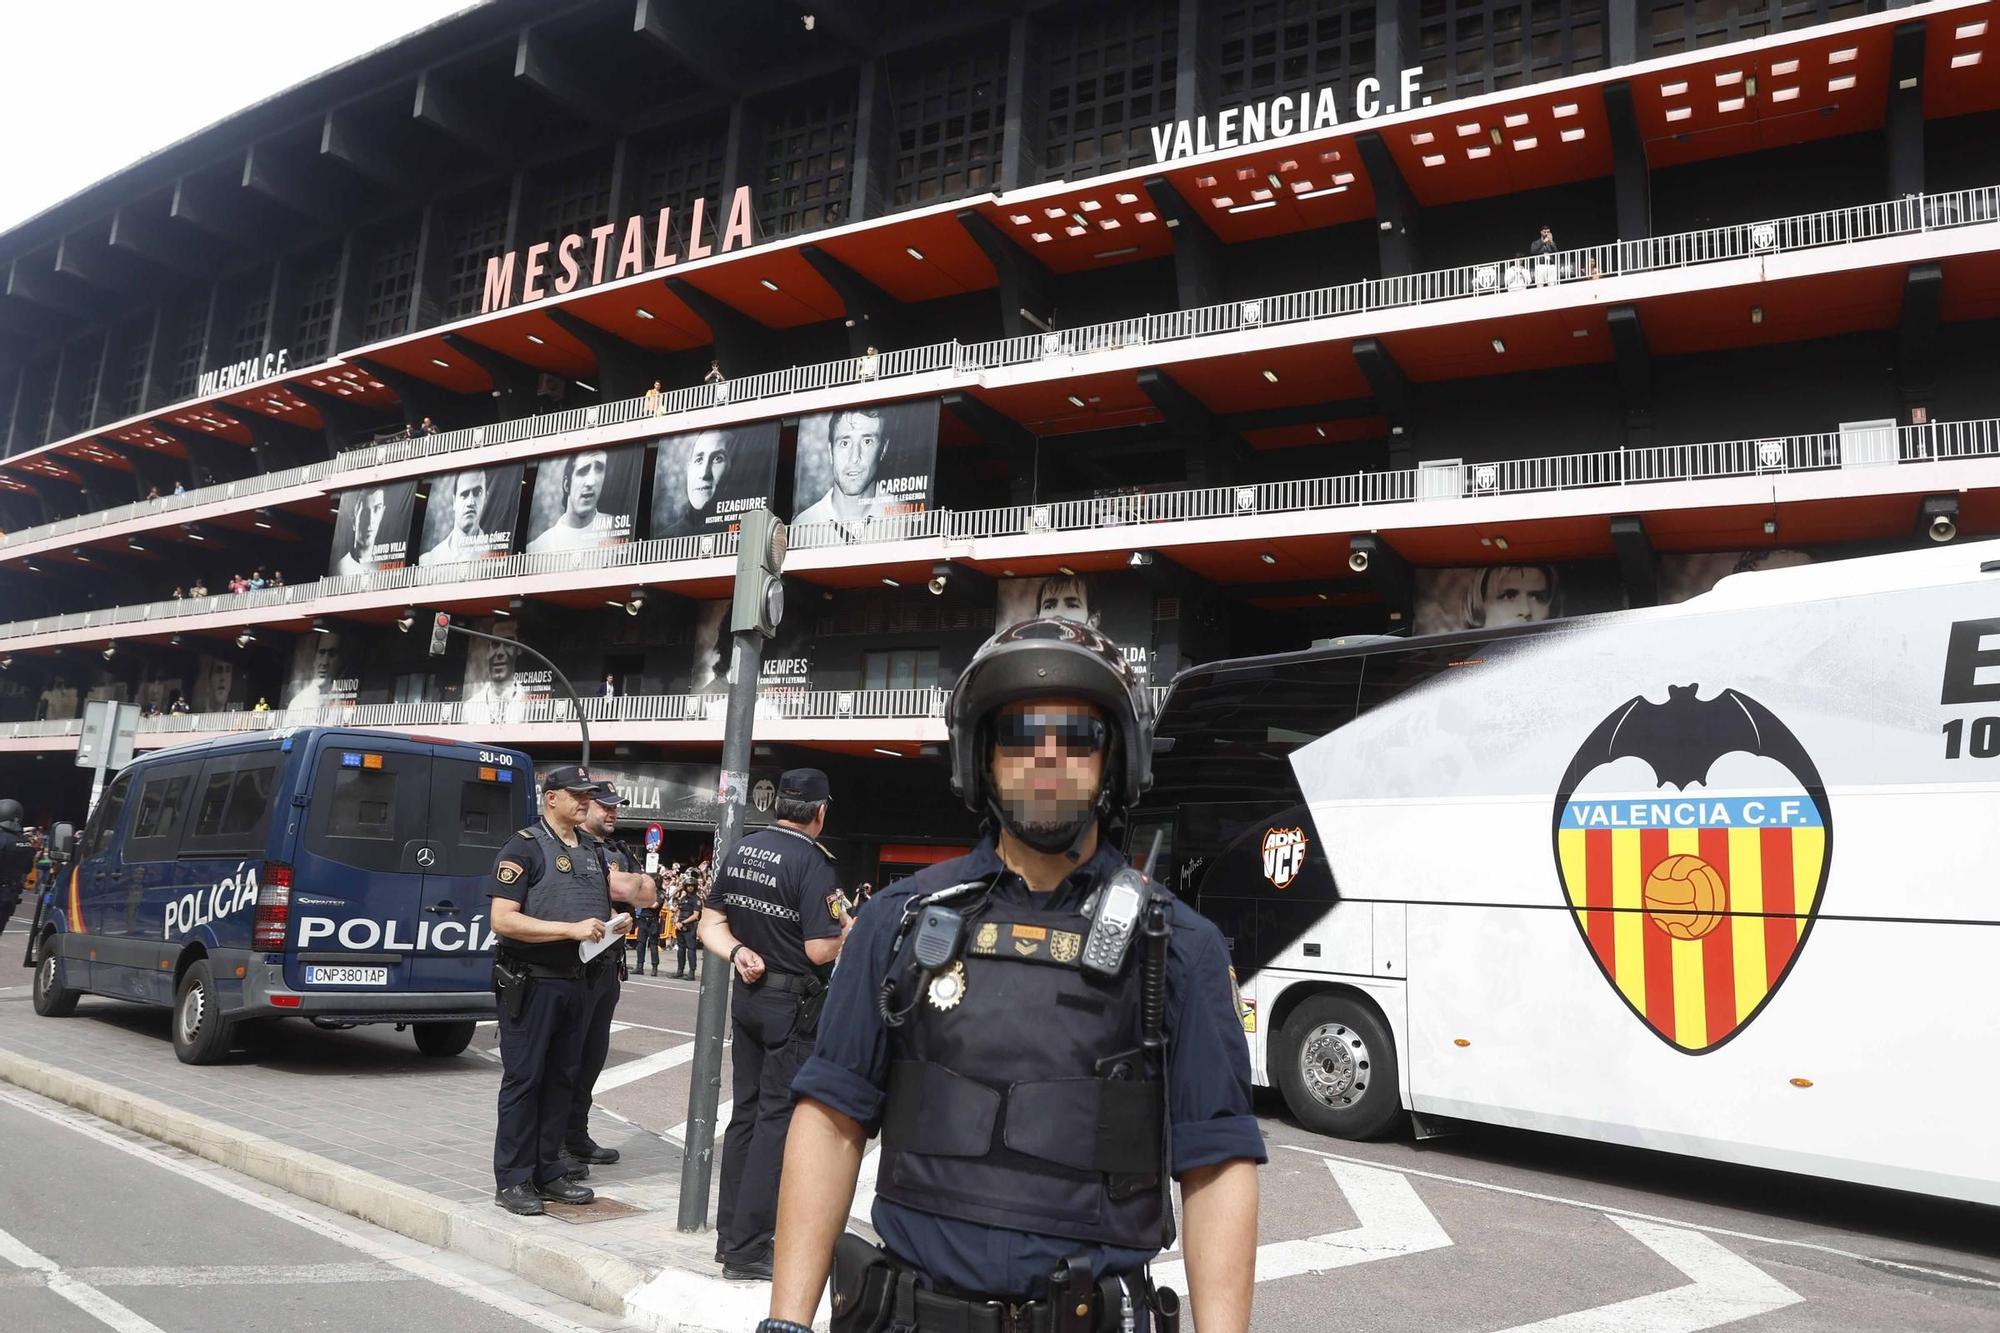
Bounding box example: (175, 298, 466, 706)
(0, 983, 741, 1313)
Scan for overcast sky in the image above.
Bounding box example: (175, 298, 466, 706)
(0, 1, 476, 234)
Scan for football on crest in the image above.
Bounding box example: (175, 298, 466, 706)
(1643, 853, 1728, 940)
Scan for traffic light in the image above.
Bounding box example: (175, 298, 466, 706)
(730, 507, 787, 638)
(428, 611, 452, 656)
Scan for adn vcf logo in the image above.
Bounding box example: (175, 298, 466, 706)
(1550, 685, 1833, 1054)
(1261, 827, 1309, 890)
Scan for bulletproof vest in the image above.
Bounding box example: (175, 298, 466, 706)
(520, 823, 612, 928)
(0, 831, 31, 884)
(875, 881, 1169, 1252)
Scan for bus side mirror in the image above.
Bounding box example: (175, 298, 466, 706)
(50, 823, 75, 858)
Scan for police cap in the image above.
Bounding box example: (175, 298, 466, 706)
(542, 765, 596, 793)
(585, 781, 625, 807)
(778, 768, 831, 803)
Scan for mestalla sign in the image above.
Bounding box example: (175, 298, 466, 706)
(482, 185, 757, 314)
(1149, 66, 1434, 163)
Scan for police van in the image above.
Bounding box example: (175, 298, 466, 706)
(30, 726, 533, 1064)
(1136, 540, 2000, 1207)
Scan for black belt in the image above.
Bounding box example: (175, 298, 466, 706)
(755, 969, 819, 995)
(902, 1272, 1150, 1333)
(501, 955, 611, 982)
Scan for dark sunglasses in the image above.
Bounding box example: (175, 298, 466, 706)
(992, 712, 1108, 755)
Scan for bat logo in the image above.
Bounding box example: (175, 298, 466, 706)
(1551, 685, 1833, 1054)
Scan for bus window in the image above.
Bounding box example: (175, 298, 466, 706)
(1352, 639, 1494, 716)
(1147, 657, 1363, 809)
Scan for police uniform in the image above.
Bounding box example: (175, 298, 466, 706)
(777, 619, 1264, 1333)
(487, 767, 618, 1211)
(0, 800, 32, 939)
(713, 768, 842, 1272)
(568, 782, 642, 1167)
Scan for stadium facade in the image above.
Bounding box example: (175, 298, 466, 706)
(1, 0, 1996, 871)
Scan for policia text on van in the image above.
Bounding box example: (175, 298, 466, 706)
(31, 727, 535, 1065)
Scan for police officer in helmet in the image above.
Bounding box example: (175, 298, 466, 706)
(0, 799, 32, 939)
(487, 766, 662, 1216)
(764, 620, 1262, 1333)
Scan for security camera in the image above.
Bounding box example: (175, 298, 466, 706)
(1348, 548, 1371, 573)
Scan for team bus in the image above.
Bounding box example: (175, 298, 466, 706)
(1137, 540, 2000, 1206)
(31, 727, 533, 1064)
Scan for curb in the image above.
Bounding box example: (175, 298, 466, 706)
(0, 1046, 796, 1331)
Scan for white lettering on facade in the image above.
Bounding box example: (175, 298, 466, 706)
(479, 186, 757, 314)
(196, 349, 291, 397)
(1149, 67, 1431, 163)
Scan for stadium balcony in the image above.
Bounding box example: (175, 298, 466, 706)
(4, 179, 1999, 573)
(0, 415, 1992, 654)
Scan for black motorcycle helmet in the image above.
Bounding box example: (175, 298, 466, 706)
(948, 619, 1153, 854)
(0, 798, 21, 833)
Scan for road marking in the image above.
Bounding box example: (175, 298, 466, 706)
(851, 1147, 880, 1222)
(0, 1222, 169, 1332)
(1152, 1158, 1450, 1293)
(1282, 1143, 2000, 1291)
(665, 1097, 733, 1148)
(0, 1261, 412, 1290)
(0, 1088, 608, 1332)
(1492, 1216, 1801, 1332)
(594, 1040, 694, 1093)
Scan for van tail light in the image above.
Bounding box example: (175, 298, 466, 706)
(253, 863, 293, 951)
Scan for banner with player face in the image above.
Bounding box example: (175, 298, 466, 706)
(1411, 561, 1628, 636)
(523, 444, 643, 555)
(1660, 549, 1814, 604)
(791, 399, 939, 539)
(417, 463, 524, 567)
(995, 570, 1159, 682)
(459, 617, 553, 724)
(649, 422, 780, 540)
(326, 480, 418, 575)
(284, 632, 356, 711)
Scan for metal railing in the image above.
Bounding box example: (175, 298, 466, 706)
(0, 459, 335, 548)
(0, 418, 1994, 644)
(6, 184, 1996, 555)
(4, 684, 1174, 744)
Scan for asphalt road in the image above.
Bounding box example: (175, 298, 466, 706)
(518, 958, 2000, 1332)
(5, 922, 1997, 1331)
(0, 1079, 634, 1333)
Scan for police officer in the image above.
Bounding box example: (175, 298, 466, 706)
(487, 766, 660, 1216)
(763, 621, 1263, 1333)
(0, 800, 32, 939)
(697, 768, 846, 1281)
(565, 780, 648, 1172)
(673, 873, 701, 979)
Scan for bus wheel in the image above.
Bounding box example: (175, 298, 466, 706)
(414, 1021, 476, 1058)
(172, 961, 230, 1065)
(1277, 994, 1401, 1140)
(31, 943, 79, 1017)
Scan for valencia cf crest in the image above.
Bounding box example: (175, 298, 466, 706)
(1261, 827, 1308, 890)
(1551, 685, 1832, 1054)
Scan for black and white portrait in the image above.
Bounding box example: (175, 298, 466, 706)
(649, 423, 780, 540)
(791, 399, 939, 540)
(524, 445, 642, 555)
(418, 463, 523, 567)
(327, 481, 417, 575)
(285, 632, 354, 712)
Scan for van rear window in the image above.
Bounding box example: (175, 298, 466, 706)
(327, 769, 398, 840)
(430, 761, 522, 875)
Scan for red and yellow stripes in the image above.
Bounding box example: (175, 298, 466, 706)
(1556, 824, 1824, 1051)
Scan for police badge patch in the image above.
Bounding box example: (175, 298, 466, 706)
(554, 854, 573, 872)
(1050, 930, 1081, 964)
(496, 862, 523, 886)
(974, 922, 1000, 954)
(928, 961, 967, 1011)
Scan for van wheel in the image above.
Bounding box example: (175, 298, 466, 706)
(172, 961, 230, 1065)
(31, 944, 79, 1017)
(414, 1021, 476, 1058)
(1276, 993, 1402, 1140)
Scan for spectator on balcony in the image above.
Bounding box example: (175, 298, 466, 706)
(172, 480, 186, 496)
(248, 570, 266, 591)
(228, 573, 249, 594)
(146, 486, 161, 502)
(602, 673, 617, 698)
(168, 694, 190, 716)
(644, 380, 666, 417)
(171, 587, 184, 600)
(188, 577, 209, 598)
(253, 697, 271, 713)
(419, 417, 439, 436)
(856, 346, 880, 381)
(1530, 226, 1559, 287)
(271, 570, 285, 587)
(704, 359, 729, 405)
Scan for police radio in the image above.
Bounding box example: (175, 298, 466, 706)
(1080, 830, 1164, 979)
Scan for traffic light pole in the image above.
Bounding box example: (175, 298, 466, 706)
(444, 623, 591, 769)
(677, 626, 762, 1231)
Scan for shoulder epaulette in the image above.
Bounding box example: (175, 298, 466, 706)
(515, 826, 537, 839)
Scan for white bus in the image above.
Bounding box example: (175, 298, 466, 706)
(1136, 540, 2000, 1206)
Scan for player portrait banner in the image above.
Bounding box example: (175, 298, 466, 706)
(791, 399, 940, 540)
(523, 444, 643, 555)
(650, 422, 780, 540)
(326, 480, 418, 575)
(1660, 549, 1814, 605)
(459, 617, 553, 723)
(417, 463, 524, 567)
(996, 570, 1158, 682)
(285, 632, 357, 711)
(1411, 561, 1628, 636)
